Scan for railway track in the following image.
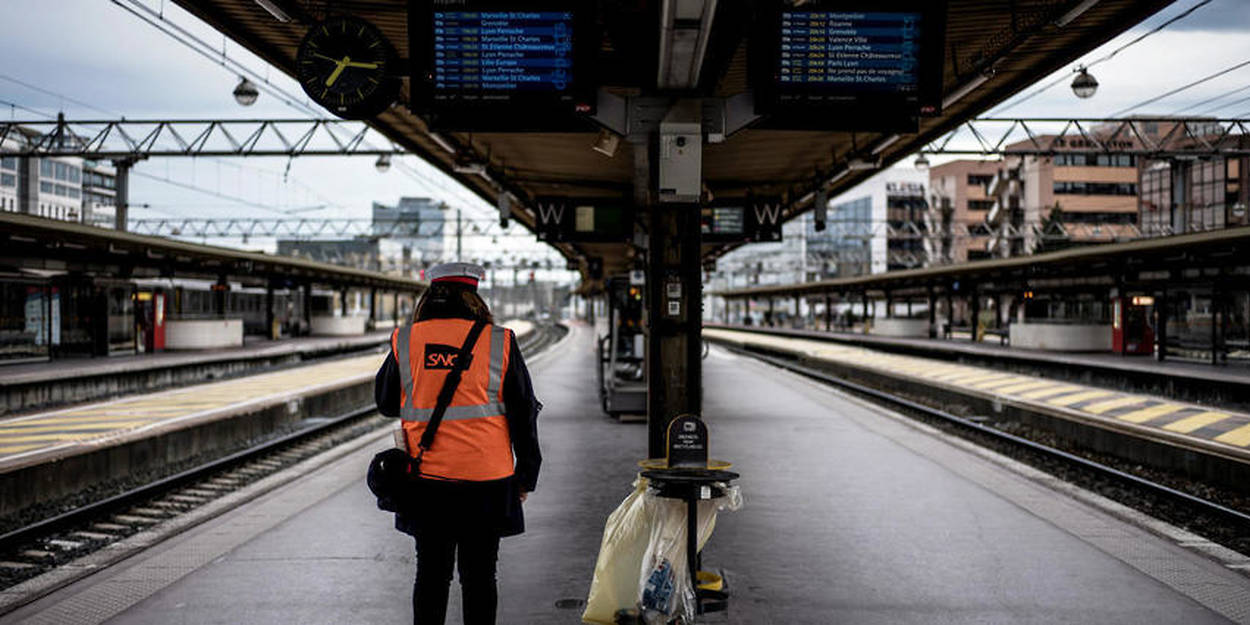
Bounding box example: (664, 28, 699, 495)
(0, 323, 566, 604)
(721, 344, 1250, 557)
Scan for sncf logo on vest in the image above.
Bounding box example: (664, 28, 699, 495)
(424, 344, 468, 370)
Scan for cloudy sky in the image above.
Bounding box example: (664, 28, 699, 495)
(2, 0, 1248, 248)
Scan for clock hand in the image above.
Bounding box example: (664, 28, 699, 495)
(343, 60, 379, 69)
(325, 58, 348, 87)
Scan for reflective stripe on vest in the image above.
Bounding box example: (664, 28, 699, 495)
(391, 320, 514, 482)
(395, 324, 508, 422)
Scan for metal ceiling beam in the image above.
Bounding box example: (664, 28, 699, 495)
(921, 117, 1250, 158)
(0, 118, 403, 158)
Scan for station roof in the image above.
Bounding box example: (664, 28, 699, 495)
(174, 0, 1175, 283)
(0, 212, 425, 292)
(713, 226, 1250, 299)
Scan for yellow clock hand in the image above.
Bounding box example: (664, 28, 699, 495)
(344, 60, 379, 69)
(325, 57, 349, 87)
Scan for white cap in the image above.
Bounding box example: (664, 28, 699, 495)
(427, 262, 486, 289)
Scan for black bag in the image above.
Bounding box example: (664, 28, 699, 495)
(368, 319, 488, 512)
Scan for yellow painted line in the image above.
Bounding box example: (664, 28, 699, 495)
(1047, 390, 1115, 407)
(1018, 385, 1086, 400)
(0, 421, 153, 435)
(931, 370, 982, 382)
(947, 373, 1014, 385)
(1162, 412, 1231, 434)
(1116, 403, 1186, 424)
(0, 414, 169, 426)
(1215, 424, 1250, 446)
(994, 381, 1057, 394)
(1082, 396, 1149, 415)
(0, 433, 116, 443)
(0, 444, 43, 455)
(971, 376, 1033, 390)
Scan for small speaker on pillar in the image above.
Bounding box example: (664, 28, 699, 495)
(814, 188, 828, 232)
(498, 193, 511, 228)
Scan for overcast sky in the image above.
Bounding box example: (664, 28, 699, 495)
(2, 0, 1248, 248)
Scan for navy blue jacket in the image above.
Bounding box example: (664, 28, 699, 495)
(374, 325, 542, 537)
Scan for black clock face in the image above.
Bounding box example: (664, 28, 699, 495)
(296, 15, 399, 119)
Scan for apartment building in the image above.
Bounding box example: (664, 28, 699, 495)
(926, 159, 998, 264)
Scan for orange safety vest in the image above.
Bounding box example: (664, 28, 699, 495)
(391, 318, 515, 482)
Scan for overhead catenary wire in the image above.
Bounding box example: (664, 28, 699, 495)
(991, 0, 1213, 115)
(1113, 56, 1250, 116)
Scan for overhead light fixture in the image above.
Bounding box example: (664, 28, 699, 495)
(453, 151, 486, 175)
(591, 129, 621, 158)
(914, 153, 931, 171)
(253, 0, 293, 22)
(233, 76, 259, 106)
(941, 73, 991, 110)
(846, 157, 879, 171)
(1071, 67, 1099, 99)
(871, 134, 901, 155)
(1055, 0, 1100, 28)
(498, 193, 512, 229)
(374, 153, 392, 173)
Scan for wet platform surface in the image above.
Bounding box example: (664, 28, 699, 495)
(706, 328, 1250, 456)
(708, 324, 1250, 388)
(5, 323, 1248, 624)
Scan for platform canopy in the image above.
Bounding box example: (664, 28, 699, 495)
(175, 0, 1177, 284)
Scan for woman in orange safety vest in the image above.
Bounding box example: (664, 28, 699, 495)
(374, 262, 542, 625)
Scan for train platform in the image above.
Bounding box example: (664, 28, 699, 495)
(4, 323, 1247, 624)
(0, 331, 396, 417)
(706, 324, 1250, 412)
(0, 321, 537, 469)
(705, 328, 1250, 463)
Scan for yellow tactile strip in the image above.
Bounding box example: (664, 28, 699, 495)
(705, 329, 1250, 450)
(0, 353, 384, 462)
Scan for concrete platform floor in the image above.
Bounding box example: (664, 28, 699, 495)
(4, 323, 1248, 624)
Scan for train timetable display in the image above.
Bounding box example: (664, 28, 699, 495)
(778, 11, 922, 94)
(432, 11, 574, 94)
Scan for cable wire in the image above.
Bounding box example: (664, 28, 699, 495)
(992, 0, 1213, 114)
(1113, 56, 1250, 116)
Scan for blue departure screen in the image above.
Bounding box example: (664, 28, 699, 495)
(778, 11, 921, 93)
(433, 11, 574, 94)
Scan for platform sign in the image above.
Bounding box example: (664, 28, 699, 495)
(666, 415, 708, 469)
(701, 198, 784, 244)
(751, 0, 946, 131)
(410, 1, 598, 131)
(535, 198, 633, 243)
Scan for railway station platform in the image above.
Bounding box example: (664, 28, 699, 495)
(706, 324, 1250, 414)
(0, 321, 536, 522)
(0, 331, 396, 417)
(4, 323, 1247, 624)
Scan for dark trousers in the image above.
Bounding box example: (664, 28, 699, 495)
(413, 531, 500, 625)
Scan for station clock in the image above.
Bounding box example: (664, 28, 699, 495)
(295, 15, 400, 119)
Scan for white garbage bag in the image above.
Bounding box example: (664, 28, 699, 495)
(583, 477, 654, 624)
(635, 484, 741, 624)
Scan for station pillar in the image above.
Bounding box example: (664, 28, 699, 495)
(824, 293, 833, 331)
(645, 204, 703, 458)
(927, 286, 937, 338)
(1155, 289, 1168, 362)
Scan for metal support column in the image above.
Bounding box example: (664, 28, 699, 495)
(339, 289, 348, 317)
(369, 287, 377, 330)
(1156, 288, 1168, 362)
(1212, 280, 1222, 366)
(265, 283, 275, 340)
(884, 290, 894, 319)
(969, 286, 981, 342)
(112, 157, 139, 232)
(945, 287, 955, 339)
(302, 283, 312, 336)
(645, 204, 703, 458)
(392, 291, 400, 327)
(928, 286, 937, 338)
(824, 293, 832, 332)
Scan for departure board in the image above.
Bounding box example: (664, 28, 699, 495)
(432, 11, 574, 94)
(778, 11, 922, 95)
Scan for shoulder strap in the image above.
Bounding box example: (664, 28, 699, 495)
(417, 318, 489, 453)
